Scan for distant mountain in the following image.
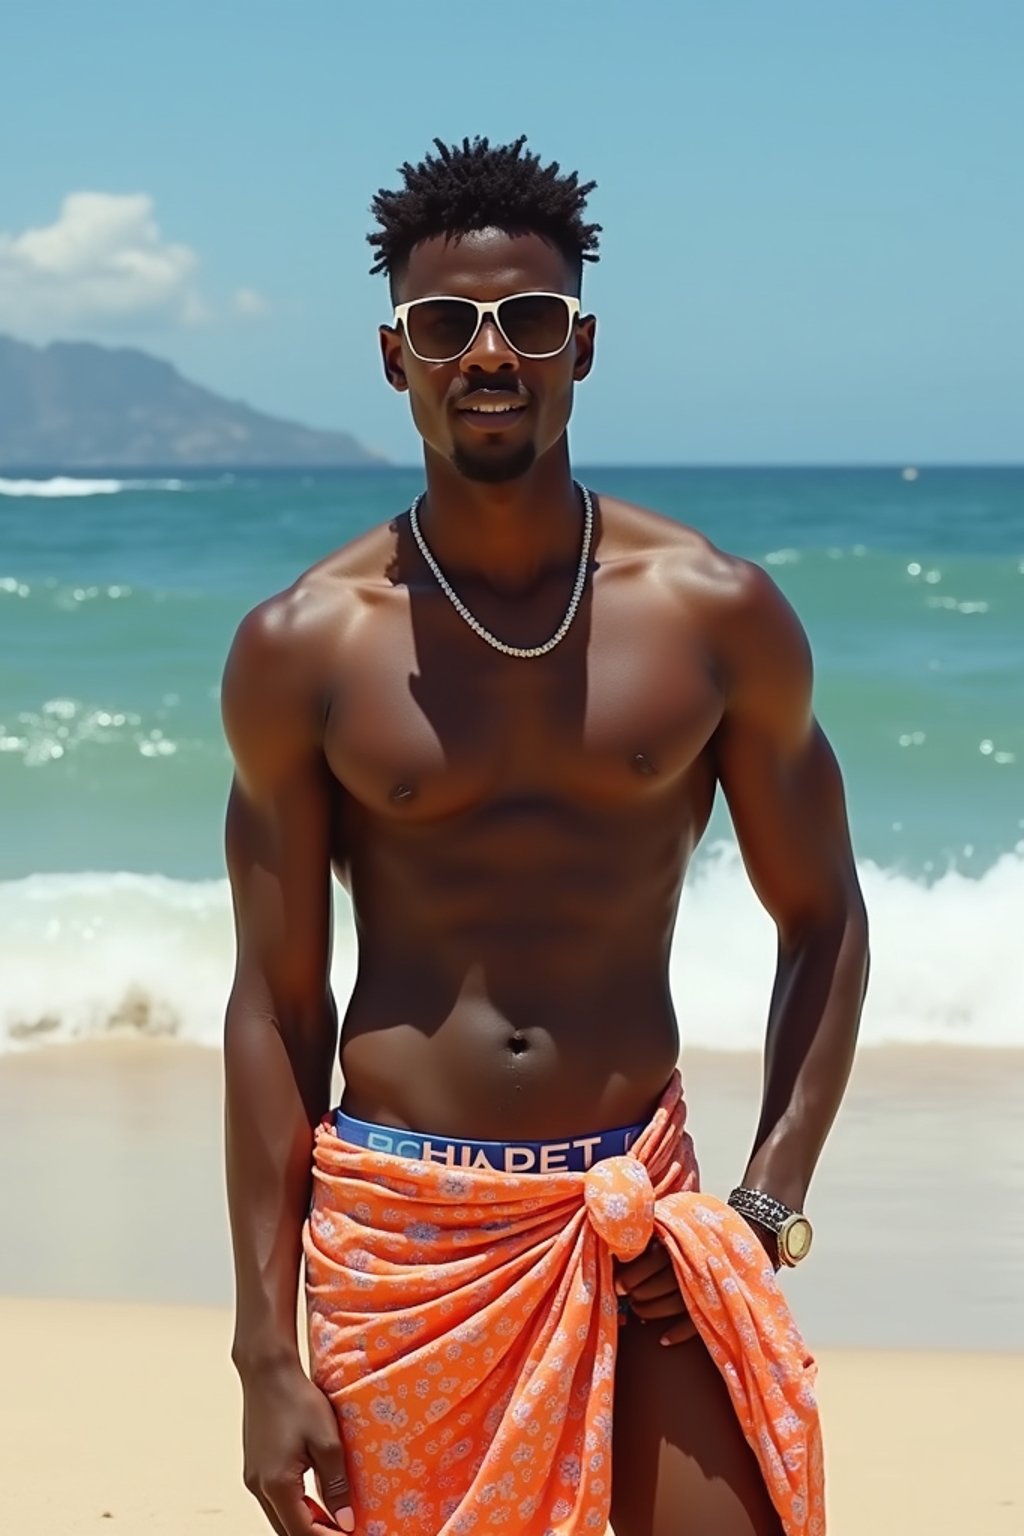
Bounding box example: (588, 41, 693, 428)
(0, 335, 383, 468)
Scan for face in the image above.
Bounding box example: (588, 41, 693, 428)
(380, 228, 596, 484)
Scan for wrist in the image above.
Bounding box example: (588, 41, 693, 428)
(744, 1178, 807, 1215)
(231, 1328, 302, 1385)
(744, 1218, 782, 1272)
(741, 1152, 809, 1214)
(728, 1184, 814, 1268)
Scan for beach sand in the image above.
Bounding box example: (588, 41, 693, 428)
(2, 1039, 1023, 1532)
(2, 1294, 1022, 1535)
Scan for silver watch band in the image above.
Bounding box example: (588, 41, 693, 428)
(727, 1185, 799, 1234)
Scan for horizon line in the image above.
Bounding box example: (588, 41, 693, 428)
(2, 460, 1023, 475)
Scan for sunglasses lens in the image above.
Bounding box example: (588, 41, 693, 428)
(498, 295, 572, 356)
(404, 299, 479, 361)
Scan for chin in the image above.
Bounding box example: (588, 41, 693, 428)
(451, 442, 537, 484)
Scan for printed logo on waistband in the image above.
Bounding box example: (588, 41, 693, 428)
(362, 1129, 620, 1172)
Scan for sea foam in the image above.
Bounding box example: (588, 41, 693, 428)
(0, 477, 184, 497)
(2, 846, 1021, 1055)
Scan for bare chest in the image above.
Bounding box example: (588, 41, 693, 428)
(323, 571, 724, 822)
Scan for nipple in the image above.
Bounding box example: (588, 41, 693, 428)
(389, 782, 415, 804)
(633, 753, 657, 777)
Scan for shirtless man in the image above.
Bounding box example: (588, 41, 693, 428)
(223, 137, 869, 1536)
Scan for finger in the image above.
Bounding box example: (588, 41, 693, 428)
(264, 1478, 318, 1536)
(659, 1317, 698, 1346)
(309, 1433, 354, 1533)
(254, 1493, 289, 1536)
(628, 1293, 691, 1321)
(615, 1240, 669, 1293)
(254, 1489, 297, 1536)
(304, 1494, 343, 1534)
(627, 1269, 684, 1304)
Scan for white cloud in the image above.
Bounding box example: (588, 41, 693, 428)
(233, 286, 270, 318)
(0, 192, 204, 334)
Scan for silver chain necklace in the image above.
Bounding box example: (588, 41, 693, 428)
(407, 482, 594, 659)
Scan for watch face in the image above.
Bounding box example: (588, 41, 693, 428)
(781, 1216, 813, 1264)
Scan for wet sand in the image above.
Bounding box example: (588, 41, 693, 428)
(2, 1296, 1021, 1534)
(2, 1039, 1023, 1532)
(3, 1038, 1022, 1348)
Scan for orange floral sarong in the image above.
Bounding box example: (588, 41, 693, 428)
(303, 1071, 825, 1536)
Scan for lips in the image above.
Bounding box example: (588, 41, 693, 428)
(455, 392, 529, 425)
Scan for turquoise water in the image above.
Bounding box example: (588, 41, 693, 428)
(1, 467, 1021, 1052)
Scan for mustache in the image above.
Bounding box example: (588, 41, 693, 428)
(454, 383, 529, 406)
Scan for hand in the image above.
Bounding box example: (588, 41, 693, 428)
(745, 1219, 782, 1272)
(240, 1356, 354, 1536)
(614, 1237, 696, 1346)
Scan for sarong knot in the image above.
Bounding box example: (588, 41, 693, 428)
(583, 1155, 655, 1261)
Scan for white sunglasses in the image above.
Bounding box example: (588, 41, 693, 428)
(392, 291, 582, 364)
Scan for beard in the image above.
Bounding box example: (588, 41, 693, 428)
(451, 440, 537, 484)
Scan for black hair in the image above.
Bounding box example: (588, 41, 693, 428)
(368, 136, 601, 290)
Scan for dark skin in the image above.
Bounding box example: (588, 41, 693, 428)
(223, 228, 869, 1536)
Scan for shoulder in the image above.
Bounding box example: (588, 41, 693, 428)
(596, 492, 811, 704)
(225, 517, 399, 685)
(596, 493, 804, 627)
(222, 516, 400, 755)
(594, 493, 724, 570)
(698, 549, 812, 692)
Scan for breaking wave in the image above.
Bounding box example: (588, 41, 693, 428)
(2, 847, 1022, 1054)
(0, 477, 185, 497)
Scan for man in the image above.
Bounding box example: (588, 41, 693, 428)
(223, 137, 869, 1536)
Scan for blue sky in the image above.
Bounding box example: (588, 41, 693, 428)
(2, 1, 1021, 464)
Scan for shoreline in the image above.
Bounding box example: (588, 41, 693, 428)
(2, 1294, 1022, 1534)
(2, 1037, 1023, 1350)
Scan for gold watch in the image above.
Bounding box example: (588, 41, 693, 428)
(727, 1186, 814, 1267)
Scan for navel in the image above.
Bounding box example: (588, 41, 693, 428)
(507, 1032, 529, 1057)
(632, 752, 657, 777)
(389, 781, 416, 805)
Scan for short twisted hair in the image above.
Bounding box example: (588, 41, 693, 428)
(368, 136, 601, 292)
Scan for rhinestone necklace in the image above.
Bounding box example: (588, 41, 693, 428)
(407, 482, 594, 659)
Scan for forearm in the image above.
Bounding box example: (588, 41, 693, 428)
(743, 894, 869, 1209)
(224, 999, 336, 1377)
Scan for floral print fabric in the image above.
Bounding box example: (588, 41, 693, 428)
(303, 1070, 824, 1536)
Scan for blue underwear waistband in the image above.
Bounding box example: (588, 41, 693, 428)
(332, 1109, 646, 1174)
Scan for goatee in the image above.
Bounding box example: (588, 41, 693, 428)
(452, 442, 537, 484)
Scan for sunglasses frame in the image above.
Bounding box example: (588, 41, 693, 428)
(391, 292, 582, 364)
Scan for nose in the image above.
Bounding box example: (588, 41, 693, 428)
(459, 317, 519, 379)
(583, 1156, 655, 1262)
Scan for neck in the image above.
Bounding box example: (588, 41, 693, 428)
(417, 439, 584, 596)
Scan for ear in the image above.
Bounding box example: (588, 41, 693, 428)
(572, 314, 596, 383)
(379, 326, 408, 393)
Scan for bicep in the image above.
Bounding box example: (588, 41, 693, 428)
(712, 566, 860, 939)
(225, 772, 334, 1019)
(221, 607, 335, 1024)
(714, 714, 858, 940)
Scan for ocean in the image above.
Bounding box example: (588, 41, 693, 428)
(1, 466, 1021, 1054)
